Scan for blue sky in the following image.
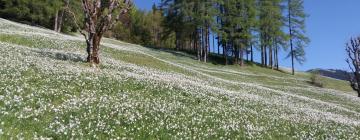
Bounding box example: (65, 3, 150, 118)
(134, 0, 360, 71)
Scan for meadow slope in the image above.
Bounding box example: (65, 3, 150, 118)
(0, 18, 360, 139)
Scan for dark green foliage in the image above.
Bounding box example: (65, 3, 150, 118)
(109, 7, 173, 48)
(219, 0, 257, 65)
(258, 0, 287, 68)
(0, 0, 60, 27)
(0, 0, 81, 33)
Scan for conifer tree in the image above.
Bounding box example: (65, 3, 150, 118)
(287, 0, 309, 75)
(258, 0, 286, 69)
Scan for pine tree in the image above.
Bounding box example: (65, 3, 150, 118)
(162, 0, 219, 62)
(287, 0, 309, 75)
(258, 0, 285, 68)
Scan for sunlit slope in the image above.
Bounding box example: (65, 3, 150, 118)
(0, 18, 360, 139)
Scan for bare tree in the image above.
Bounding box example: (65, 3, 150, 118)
(80, 0, 132, 66)
(345, 37, 360, 97)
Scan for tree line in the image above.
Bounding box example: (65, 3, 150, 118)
(0, 0, 309, 75)
(160, 0, 309, 75)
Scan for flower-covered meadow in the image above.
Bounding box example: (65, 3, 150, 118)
(1, 18, 360, 139)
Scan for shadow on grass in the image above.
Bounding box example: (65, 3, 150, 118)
(33, 49, 86, 63)
(144, 45, 293, 75)
(145, 46, 197, 60)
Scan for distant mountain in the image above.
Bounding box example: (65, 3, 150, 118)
(307, 69, 351, 81)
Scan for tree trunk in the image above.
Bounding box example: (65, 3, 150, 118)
(204, 27, 208, 63)
(57, 9, 65, 32)
(275, 46, 279, 70)
(91, 34, 102, 65)
(224, 42, 227, 65)
(197, 31, 201, 61)
(246, 48, 249, 62)
(212, 33, 215, 54)
(176, 32, 180, 51)
(261, 45, 264, 66)
(251, 43, 254, 63)
(218, 37, 220, 55)
(86, 34, 93, 63)
(269, 46, 273, 69)
(54, 10, 59, 31)
(200, 28, 203, 61)
(265, 46, 268, 67)
(289, 0, 295, 75)
(234, 47, 239, 65)
(240, 46, 244, 66)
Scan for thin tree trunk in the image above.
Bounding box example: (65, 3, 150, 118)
(57, 0, 70, 32)
(57, 9, 65, 32)
(261, 45, 264, 66)
(176, 32, 180, 51)
(277, 46, 279, 70)
(54, 10, 59, 31)
(204, 27, 208, 63)
(234, 46, 239, 65)
(218, 36, 220, 55)
(193, 34, 196, 52)
(240, 46, 244, 66)
(275, 46, 279, 70)
(251, 43, 254, 63)
(207, 27, 210, 58)
(289, 0, 295, 75)
(269, 46, 273, 69)
(246, 44, 249, 62)
(224, 42, 227, 65)
(200, 28, 203, 61)
(246, 48, 249, 62)
(212, 33, 215, 54)
(197, 31, 201, 61)
(265, 46, 268, 67)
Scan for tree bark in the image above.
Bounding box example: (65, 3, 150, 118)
(269, 46, 273, 69)
(176, 32, 180, 51)
(262, 46, 264, 65)
(240, 46, 244, 66)
(251, 43, 254, 63)
(197, 31, 201, 61)
(246, 48, 249, 62)
(91, 34, 102, 64)
(212, 32, 215, 54)
(265, 46, 268, 67)
(275, 46, 279, 70)
(218, 37, 220, 55)
(204, 27, 208, 63)
(224, 42, 227, 65)
(288, 0, 295, 75)
(86, 34, 93, 63)
(57, 9, 65, 32)
(54, 10, 59, 31)
(234, 46, 239, 65)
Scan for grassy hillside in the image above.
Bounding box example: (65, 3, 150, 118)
(0, 18, 360, 139)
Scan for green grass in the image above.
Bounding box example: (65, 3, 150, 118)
(1, 18, 360, 139)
